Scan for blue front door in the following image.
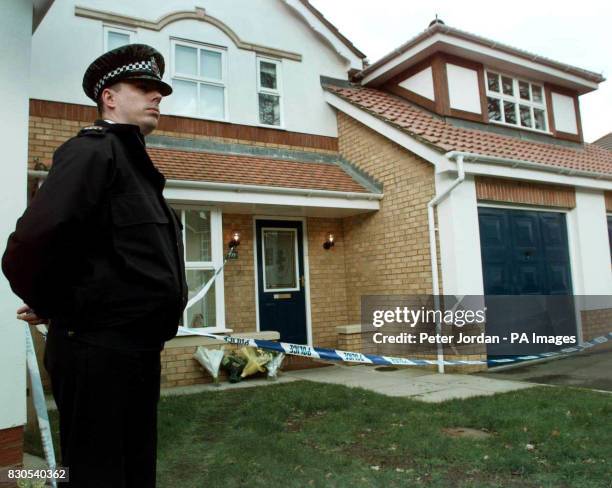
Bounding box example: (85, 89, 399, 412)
(256, 220, 308, 344)
(478, 207, 575, 356)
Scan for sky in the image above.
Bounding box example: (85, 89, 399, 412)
(309, 0, 611, 142)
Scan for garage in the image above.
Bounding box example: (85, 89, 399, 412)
(478, 206, 577, 357)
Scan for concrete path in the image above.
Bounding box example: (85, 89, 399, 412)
(283, 364, 533, 402)
(481, 343, 612, 392)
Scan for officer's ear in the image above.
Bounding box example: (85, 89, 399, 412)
(99, 83, 122, 115)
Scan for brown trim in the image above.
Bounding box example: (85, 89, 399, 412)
(431, 53, 450, 116)
(545, 83, 583, 143)
(29, 99, 339, 151)
(382, 57, 436, 112)
(605, 192, 612, 212)
(476, 176, 576, 208)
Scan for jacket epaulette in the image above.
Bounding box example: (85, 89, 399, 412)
(78, 125, 108, 137)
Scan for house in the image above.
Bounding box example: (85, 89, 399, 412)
(594, 132, 612, 151)
(6, 0, 612, 420)
(0, 0, 55, 479)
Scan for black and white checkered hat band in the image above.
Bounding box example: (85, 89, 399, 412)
(93, 60, 155, 98)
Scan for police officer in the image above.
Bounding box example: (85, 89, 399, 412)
(2, 44, 188, 487)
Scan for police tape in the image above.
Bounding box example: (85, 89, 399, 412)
(177, 327, 612, 367)
(25, 326, 58, 488)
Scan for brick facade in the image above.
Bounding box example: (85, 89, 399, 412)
(475, 176, 576, 208)
(581, 308, 612, 342)
(0, 426, 23, 485)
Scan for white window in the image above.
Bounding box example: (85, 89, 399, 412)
(257, 58, 283, 127)
(103, 26, 134, 52)
(171, 40, 227, 121)
(486, 71, 548, 132)
(171, 206, 226, 330)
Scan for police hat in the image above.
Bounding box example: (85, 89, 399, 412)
(82, 44, 172, 102)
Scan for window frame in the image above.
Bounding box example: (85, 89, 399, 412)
(256, 57, 284, 128)
(103, 25, 135, 53)
(261, 227, 300, 292)
(170, 38, 228, 122)
(485, 69, 550, 134)
(171, 205, 227, 331)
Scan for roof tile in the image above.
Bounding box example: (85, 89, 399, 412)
(324, 84, 612, 176)
(147, 147, 372, 194)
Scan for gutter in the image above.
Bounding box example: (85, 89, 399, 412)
(427, 153, 465, 374)
(27, 170, 384, 201)
(443, 151, 612, 181)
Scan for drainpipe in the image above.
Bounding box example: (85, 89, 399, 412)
(427, 154, 465, 373)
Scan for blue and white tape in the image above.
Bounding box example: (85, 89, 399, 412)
(177, 327, 612, 367)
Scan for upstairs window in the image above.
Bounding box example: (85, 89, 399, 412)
(257, 58, 283, 127)
(104, 26, 134, 52)
(171, 40, 226, 121)
(486, 71, 547, 132)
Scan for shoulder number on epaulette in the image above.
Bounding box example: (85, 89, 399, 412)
(78, 126, 107, 137)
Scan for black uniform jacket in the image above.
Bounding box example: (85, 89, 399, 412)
(2, 120, 188, 349)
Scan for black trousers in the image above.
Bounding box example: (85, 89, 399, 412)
(44, 329, 161, 488)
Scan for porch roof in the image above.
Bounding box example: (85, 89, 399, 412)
(148, 146, 376, 195)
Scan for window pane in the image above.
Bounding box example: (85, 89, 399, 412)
(519, 81, 530, 100)
(502, 76, 514, 96)
(534, 108, 547, 130)
(519, 105, 532, 128)
(259, 93, 281, 125)
(185, 269, 216, 328)
(503, 101, 517, 124)
(487, 97, 502, 121)
(107, 32, 130, 51)
(172, 79, 197, 115)
(200, 84, 225, 119)
(185, 210, 211, 262)
(487, 72, 499, 92)
(175, 45, 197, 76)
(200, 50, 222, 80)
(260, 61, 278, 90)
(532, 85, 543, 104)
(263, 230, 297, 289)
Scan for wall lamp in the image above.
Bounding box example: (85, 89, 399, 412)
(323, 232, 335, 250)
(226, 231, 241, 259)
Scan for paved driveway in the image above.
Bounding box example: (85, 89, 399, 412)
(481, 342, 612, 392)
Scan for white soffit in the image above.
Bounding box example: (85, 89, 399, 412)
(362, 33, 599, 94)
(398, 66, 434, 100)
(446, 64, 481, 113)
(551, 92, 578, 134)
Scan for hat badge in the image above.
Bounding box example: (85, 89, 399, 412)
(151, 56, 160, 77)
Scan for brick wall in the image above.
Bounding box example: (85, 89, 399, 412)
(475, 176, 576, 208)
(337, 112, 436, 322)
(581, 308, 612, 342)
(28, 100, 337, 169)
(306, 217, 349, 348)
(0, 426, 23, 483)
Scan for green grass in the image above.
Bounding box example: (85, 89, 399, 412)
(29, 383, 611, 487)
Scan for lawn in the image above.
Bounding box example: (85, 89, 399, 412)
(29, 382, 611, 487)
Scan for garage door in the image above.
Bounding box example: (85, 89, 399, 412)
(478, 207, 576, 356)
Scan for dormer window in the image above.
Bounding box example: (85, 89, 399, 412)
(486, 71, 548, 132)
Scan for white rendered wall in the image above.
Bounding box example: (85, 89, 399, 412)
(436, 174, 485, 296)
(567, 190, 612, 296)
(30, 0, 354, 136)
(446, 64, 481, 114)
(398, 67, 434, 100)
(0, 0, 31, 431)
(551, 92, 578, 134)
